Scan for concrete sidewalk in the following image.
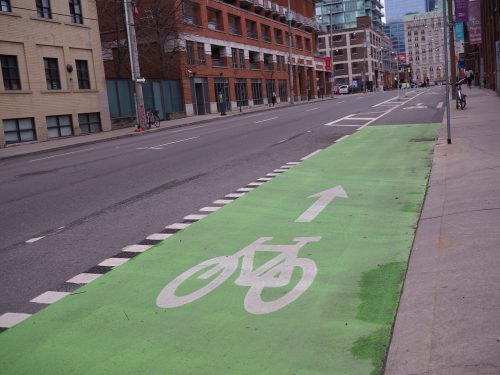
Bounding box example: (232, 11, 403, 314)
(0, 96, 336, 161)
(385, 88, 500, 374)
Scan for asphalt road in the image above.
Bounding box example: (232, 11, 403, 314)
(0, 86, 445, 316)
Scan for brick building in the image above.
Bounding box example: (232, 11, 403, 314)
(98, 0, 329, 122)
(318, 17, 393, 91)
(0, 0, 111, 148)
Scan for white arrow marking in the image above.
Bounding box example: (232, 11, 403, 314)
(295, 186, 348, 223)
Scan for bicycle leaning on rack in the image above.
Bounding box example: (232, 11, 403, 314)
(146, 109, 160, 128)
(454, 77, 467, 110)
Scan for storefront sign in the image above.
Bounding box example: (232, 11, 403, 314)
(455, 22, 465, 41)
(468, 0, 482, 45)
(455, 0, 469, 22)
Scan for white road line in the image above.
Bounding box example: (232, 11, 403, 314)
(280, 165, 293, 169)
(257, 177, 273, 181)
(273, 169, 288, 172)
(99, 258, 130, 267)
(301, 149, 322, 160)
(343, 117, 376, 121)
(437, 101, 443, 109)
(213, 199, 233, 205)
(327, 124, 362, 127)
(166, 223, 191, 230)
(122, 244, 153, 253)
(237, 187, 254, 192)
(337, 101, 346, 103)
(30, 291, 70, 304)
(305, 107, 320, 112)
(137, 136, 199, 150)
(286, 162, 300, 165)
(0, 313, 31, 328)
(199, 206, 221, 212)
(248, 182, 264, 186)
(266, 173, 280, 177)
(255, 117, 278, 124)
(66, 273, 102, 284)
(29, 148, 96, 162)
(146, 233, 173, 240)
(184, 214, 207, 221)
(172, 124, 210, 133)
(335, 135, 350, 143)
(25, 236, 45, 243)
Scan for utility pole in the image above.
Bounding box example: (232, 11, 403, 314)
(443, 0, 451, 144)
(124, 0, 146, 130)
(447, 0, 457, 100)
(329, 9, 335, 98)
(287, 0, 294, 104)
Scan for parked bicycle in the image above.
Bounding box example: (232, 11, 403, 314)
(455, 77, 467, 110)
(146, 109, 160, 128)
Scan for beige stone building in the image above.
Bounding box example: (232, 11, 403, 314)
(0, 0, 110, 148)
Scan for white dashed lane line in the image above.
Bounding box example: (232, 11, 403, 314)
(255, 117, 278, 124)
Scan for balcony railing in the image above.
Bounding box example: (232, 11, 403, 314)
(252, 0, 264, 9)
(212, 58, 225, 67)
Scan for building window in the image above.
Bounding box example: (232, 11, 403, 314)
(44, 58, 61, 90)
(207, 7, 223, 31)
(211, 45, 225, 67)
(183, 0, 201, 26)
(278, 79, 287, 103)
(228, 14, 242, 35)
(239, 49, 245, 69)
(304, 38, 311, 51)
(276, 55, 285, 72)
(76, 60, 90, 89)
(69, 0, 83, 24)
(46, 115, 73, 138)
(36, 0, 52, 19)
(197, 43, 205, 65)
(186, 41, 195, 65)
(335, 63, 345, 71)
(263, 54, 273, 71)
(231, 48, 238, 69)
(234, 78, 248, 107)
(0, 55, 21, 90)
(261, 24, 271, 43)
(251, 79, 263, 105)
(3, 118, 36, 144)
(248, 51, 259, 70)
(246, 20, 257, 39)
(1, 0, 11, 12)
(78, 112, 101, 134)
(274, 29, 283, 45)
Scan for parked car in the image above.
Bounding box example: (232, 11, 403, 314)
(338, 85, 349, 94)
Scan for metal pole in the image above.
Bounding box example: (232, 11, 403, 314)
(443, 0, 451, 144)
(447, 0, 457, 100)
(287, 0, 294, 104)
(329, 9, 334, 98)
(124, 0, 146, 130)
(362, 25, 367, 94)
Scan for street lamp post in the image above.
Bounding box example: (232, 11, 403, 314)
(287, 0, 294, 104)
(329, 9, 335, 98)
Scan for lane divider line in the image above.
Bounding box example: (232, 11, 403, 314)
(301, 149, 322, 160)
(255, 117, 278, 124)
(25, 236, 45, 244)
(30, 291, 70, 305)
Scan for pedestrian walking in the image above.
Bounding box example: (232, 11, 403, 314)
(466, 69, 473, 89)
(271, 91, 277, 106)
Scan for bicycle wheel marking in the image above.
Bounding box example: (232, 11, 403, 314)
(157, 236, 321, 314)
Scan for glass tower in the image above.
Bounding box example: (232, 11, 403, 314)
(316, 0, 384, 31)
(384, 0, 425, 22)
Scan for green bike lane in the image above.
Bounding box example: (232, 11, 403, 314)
(0, 123, 439, 375)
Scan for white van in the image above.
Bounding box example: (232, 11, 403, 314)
(339, 85, 349, 94)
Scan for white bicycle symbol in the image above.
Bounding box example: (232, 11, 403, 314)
(156, 236, 321, 315)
